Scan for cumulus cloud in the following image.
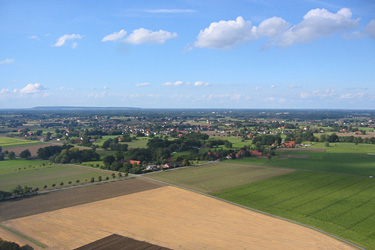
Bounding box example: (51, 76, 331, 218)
(257, 17, 290, 37)
(364, 20, 375, 39)
(194, 81, 210, 86)
(125, 28, 177, 45)
(194, 16, 256, 49)
(14, 83, 47, 95)
(340, 93, 365, 99)
(279, 8, 359, 47)
(54, 34, 83, 47)
(102, 30, 127, 42)
(300, 88, 336, 99)
(144, 9, 195, 13)
(0, 58, 15, 64)
(193, 8, 361, 49)
(136, 82, 151, 87)
(163, 81, 185, 86)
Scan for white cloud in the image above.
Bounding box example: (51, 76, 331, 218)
(300, 92, 310, 99)
(257, 17, 290, 38)
(270, 85, 276, 88)
(54, 34, 83, 47)
(0, 58, 15, 64)
(300, 88, 336, 99)
(102, 30, 127, 42)
(29, 35, 39, 40)
(340, 93, 365, 99)
(163, 81, 185, 86)
(136, 82, 151, 87)
(0, 88, 10, 94)
(14, 83, 47, 95)
(71, 42, 78, 49)
(279, 8, 359, 47)
(59, 87, 74, 91)
(194, 81, 210, 86)
(364, 20, 375, 39)
(125, 28, 177, 45)
(289, 84, 301, 88)
(144, 9, 195, 13)
(255, 87, 261, 91)
(194, 16, 256, 49)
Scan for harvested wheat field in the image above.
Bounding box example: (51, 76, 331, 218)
(1, 185, 357, 250)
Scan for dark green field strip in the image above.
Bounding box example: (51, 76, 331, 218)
(213, 171, 375, 250)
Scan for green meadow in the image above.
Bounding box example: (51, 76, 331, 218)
(0, 160, 115, 192)
(0, 137, 42, 148)
(232, 143, 375, 176)
(213, 171, 375, 250)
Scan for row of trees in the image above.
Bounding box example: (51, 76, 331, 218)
(0, 185, 38, 200)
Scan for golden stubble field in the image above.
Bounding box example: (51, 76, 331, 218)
(1, 186, 356, 250)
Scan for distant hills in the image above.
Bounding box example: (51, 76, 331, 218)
(31, 106, 141, 111)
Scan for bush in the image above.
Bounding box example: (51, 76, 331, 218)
(90, 177, 95, 183)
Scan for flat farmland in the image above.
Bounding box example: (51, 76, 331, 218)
(232, 143, 375, 176)
(0, 137, 43, 148)
(0, 163, 117, 192)
(213, 171, 375, 250)
(1, 185, 356, 250)
(148, 162, 294, 193)
(0, 159, 50, 175)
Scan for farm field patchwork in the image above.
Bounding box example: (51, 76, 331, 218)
(0, 163, 117, 192)
(0, 137, 43, 148)
(148, 162, 294, 193)
(213, 171, 375, 250)
(0, 185, 356, 250)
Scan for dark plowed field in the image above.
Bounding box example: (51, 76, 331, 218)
(75, 234, 172, 250)
(0, 177, 165, 221)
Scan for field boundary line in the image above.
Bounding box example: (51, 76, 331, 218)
(0, 224, 47, 249)
(140, 175, 366, 250)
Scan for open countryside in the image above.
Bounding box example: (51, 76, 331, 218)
(1, 109, 375, 249)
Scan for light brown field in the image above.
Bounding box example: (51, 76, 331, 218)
(1, 186, 356, 250)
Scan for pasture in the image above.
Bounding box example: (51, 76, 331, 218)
(0, 159, 51, 175)
(0, 185, 356, 250)
(0, 163, 116, 192)
(0, 137, 42, 148)
(213, 171, 375, 250)
(148, 162, 294, 193)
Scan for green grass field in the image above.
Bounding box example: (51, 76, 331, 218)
(0, 159, 51, 175)
(0, 162, 116, 192)
(213, 171, 375, 250)
(126, 137, 149, 148)
(0, 137, 42, 148)
(232, 143, 375, 176)
(147, 162, 292, 193)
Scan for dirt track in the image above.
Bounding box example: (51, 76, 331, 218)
(1, 185, 357, 250)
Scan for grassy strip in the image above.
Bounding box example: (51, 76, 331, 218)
(0, 224, 47, 249)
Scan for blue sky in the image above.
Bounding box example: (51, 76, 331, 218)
(0, 0, 374, 109)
